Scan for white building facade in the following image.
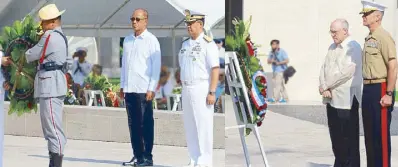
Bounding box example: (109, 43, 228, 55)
(243, 0, 398, 102)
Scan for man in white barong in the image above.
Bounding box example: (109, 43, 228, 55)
(319, 19, 363, 167)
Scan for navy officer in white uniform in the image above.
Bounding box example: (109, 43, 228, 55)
(179, 10, 220, 167)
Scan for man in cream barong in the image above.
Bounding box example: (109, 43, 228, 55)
(319, 19, 363, 167)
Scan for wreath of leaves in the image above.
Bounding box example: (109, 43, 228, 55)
(1, 37, 36, 100)
(0, 15, 41, 115)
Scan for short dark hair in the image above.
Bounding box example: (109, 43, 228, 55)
(270, 39, 280, 45)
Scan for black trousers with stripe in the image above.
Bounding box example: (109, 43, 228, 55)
(362, 82, 395, 167)
(327, 97, 360, 167)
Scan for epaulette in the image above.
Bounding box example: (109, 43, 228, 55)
(203, 35, 212, 43)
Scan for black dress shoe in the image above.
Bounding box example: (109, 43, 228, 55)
(135, 159, 153, 167)
(49, 152, 63, 167)
(122, 157, 137, 166)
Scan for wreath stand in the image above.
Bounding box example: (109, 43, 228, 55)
(225, 51, 270, 167)
(83, 90, 106, 107)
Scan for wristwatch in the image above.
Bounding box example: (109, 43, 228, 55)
(209, 91, 215, 95)
(386, 91, 393, 96)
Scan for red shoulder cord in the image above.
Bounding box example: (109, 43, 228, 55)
(39, 34, 51, 64)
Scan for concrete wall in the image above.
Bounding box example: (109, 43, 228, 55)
(244, 0, 397, 102)
(4, 102, 225, 149)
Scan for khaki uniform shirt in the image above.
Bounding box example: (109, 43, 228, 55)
(362, 27, 396, 80)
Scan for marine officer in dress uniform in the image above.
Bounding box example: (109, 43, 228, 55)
(25, 4, 72, 167)
(179, 10, 220, 167)
(360, 1, 397, 167)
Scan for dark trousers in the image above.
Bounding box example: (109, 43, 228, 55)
(125, 93, 154, 161)
(326, 97, 360, 167)
(362, 82, 395, 167)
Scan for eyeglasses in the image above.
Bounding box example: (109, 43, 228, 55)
(130, 17, 146, 22)
(329, 30, 338, 34)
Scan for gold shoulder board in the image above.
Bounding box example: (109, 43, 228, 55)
(203, 35, 212, 43)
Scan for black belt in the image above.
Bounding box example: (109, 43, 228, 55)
(39, 63, 63, 71)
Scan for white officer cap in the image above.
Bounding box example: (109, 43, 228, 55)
(360, 0, 387, 14)
(76, 47, 88, 52)
(184, 9, 205, 23)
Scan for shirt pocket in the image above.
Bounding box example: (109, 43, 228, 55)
(365, 46, 379, 55)
(365, 47, 380, 63)
(38, 72, 53, 94)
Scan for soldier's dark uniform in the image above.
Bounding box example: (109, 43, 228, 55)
(360, 1, 396, 167)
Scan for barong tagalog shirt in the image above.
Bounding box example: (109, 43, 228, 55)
(319, 37, 363, 109)
(120, 29, 161, 93)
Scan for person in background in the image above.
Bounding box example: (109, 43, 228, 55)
(71, 47, 92, 87)
(319, 19, 362, 167)
(215, 69, 225, 113)
(120, 8, 161, 167)
(267, 39, 289, 103)
(215, 39, 225, 68)
(154, 65, 173, 110)
(174, 68, 181, 87)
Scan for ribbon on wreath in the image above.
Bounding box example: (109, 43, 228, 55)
(249, 70, 268, 113)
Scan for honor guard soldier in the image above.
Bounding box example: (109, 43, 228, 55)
(360, 1, 397, 167)
(25, 4, 72, 167)
(179, 10, 220, 167)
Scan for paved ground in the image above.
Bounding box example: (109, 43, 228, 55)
(225, 96, 398, 167)
(268, 102, 398, 136)
(4, 135, 225, 167)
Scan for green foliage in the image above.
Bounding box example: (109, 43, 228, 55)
(172, 87, 182, 94)
(0, 15, 41, 116)
(84, 73, 120, 107)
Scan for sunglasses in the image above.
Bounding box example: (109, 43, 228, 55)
(130, 17, 146, 22)
(362, 11, 375, 17)
(185, 21, 197, 26)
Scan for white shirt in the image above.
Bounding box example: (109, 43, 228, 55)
(120, 29, 161, 93)
(319, 37, 363, 109)
(71, 60, 92, 86)
(154, 79, 174, 99)
(178, 32, 219, 82)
